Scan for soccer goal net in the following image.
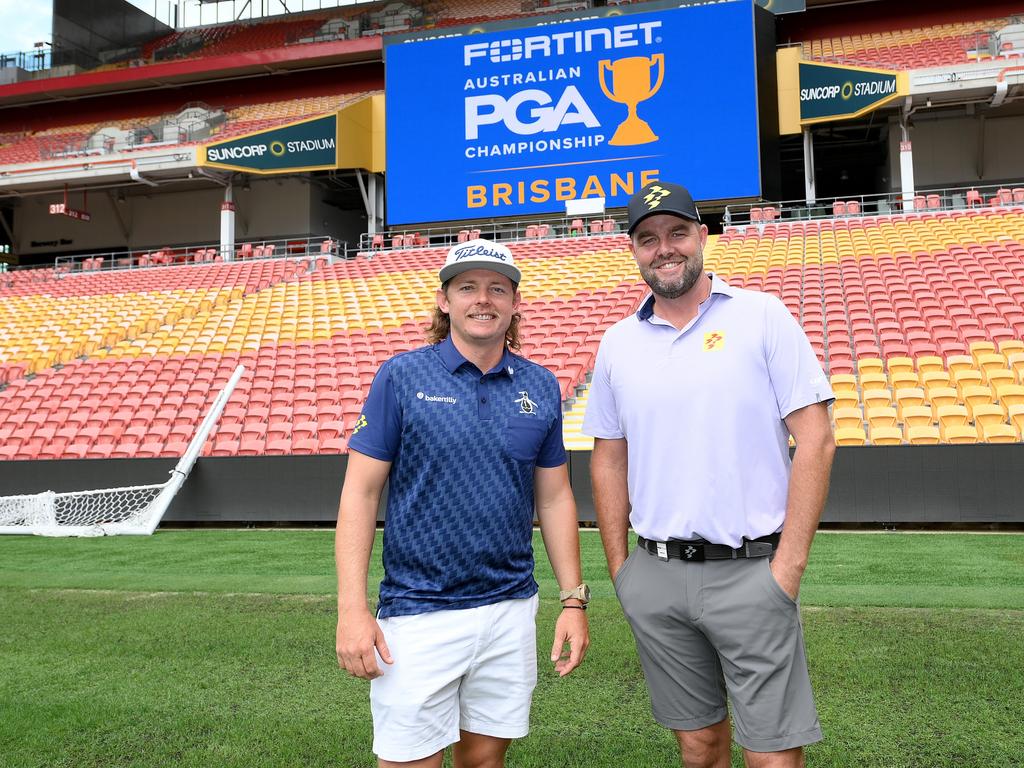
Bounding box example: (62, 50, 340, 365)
(0, 365, 244, 537)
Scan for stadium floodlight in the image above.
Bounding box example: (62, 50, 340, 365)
(0, 365, 244, 537)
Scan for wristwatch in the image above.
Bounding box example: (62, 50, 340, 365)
(559, 583, 591, 605)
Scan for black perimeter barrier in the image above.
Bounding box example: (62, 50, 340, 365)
(1, 446, 1023, 525)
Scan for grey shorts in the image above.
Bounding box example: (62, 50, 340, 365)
(614, 545, 823, 752)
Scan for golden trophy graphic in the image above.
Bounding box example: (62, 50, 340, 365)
(599, 53, 665, 146)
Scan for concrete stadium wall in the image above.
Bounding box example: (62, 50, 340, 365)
(17, 180, 314, 256)
(890, 113, 1024, 191)
(1, 447, 1023, 526)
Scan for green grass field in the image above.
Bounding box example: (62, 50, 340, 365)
(2, 530, 1022, 767)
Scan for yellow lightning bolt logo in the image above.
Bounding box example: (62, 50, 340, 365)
(704, 331, 725, 351)
(643, 184, 671, 209)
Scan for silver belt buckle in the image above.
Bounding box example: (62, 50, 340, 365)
(656, 541, 668, 561)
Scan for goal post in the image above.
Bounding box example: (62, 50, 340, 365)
(0, 364, 245, 537)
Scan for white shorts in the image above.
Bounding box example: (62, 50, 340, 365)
(370, 594, 539, 763)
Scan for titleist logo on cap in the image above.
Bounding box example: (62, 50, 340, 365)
(452, 244, 510, 262)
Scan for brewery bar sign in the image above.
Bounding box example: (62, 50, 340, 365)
(201, 113, 339, 174)
(385, 0, 764, 222)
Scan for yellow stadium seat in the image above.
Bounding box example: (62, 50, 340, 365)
(832, 390, 860, 410)
(835, 426, 867, 446)
(986, 368, 1016, 390)
(927, 386, 959, 410)
(942, 424, 979, 444)
(859, 372, 889, 391)
(997, 340, 1024, 357)
(887, 356, 915, 375)
(962, 385, 995, 419)
(857, 357, 884, 376)
(972, 403, 1007, 428)
(830, 374, 858, 393)
(953, 370, 984, 396)
(833, 407, 864, 430)
(969, 341, 997, 362)
(890, 371, 920, 390)
(1006, 353, 1024, 383)
(866, 406, 898, 429)
(863, 388, 892, 409)
(894, 387, 926, 410)
(947, 355, 975, 374)
(981, 423, 1019, 443)
(901, 405, 934, 428)
(920, 370, 951, 393)
(995, 384, 1024, 410)
(905, 425, 940, 445)
(976, 352, 1007, 374)
(868, 425, 903, 445)
(916, 355, 945, 374)
(937, 404, 970, 428)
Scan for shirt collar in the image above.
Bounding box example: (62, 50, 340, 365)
(636, 272, 736, 321)
(438, 335, 516, 378)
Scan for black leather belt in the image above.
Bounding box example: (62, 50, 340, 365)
(637, 532, 781, 562)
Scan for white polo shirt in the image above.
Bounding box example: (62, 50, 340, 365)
(582, 273, 834, 548)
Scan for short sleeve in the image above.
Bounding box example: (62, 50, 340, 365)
(763, 295, 835, 418)
(581, 335, 624, 439)
(347, 360, 403, 461)
(536, 374, 567, 467)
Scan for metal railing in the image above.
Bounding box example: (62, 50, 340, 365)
(357, 213, 628, 252)
(19, 234, 349, 277)
(723, 181, 1024, 228)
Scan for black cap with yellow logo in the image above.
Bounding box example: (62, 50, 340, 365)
(627, 181, 701, 235)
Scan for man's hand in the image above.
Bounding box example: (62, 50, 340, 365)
(550, 606, 589, 677)
(769, 558, 804, 602)
(609, 557, 627, 583)
(337, 608, 393, 680)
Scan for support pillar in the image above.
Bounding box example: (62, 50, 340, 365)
(803, 128, 816, 206)
(220, 184, 235, 262)
(900, 107, 916, 211)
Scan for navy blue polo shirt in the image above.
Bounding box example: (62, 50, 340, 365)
(348, 335, 567, 619)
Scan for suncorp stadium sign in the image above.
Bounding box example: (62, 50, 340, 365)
(201, 113, 339, 174)
(385, 0, 765, 223)
(798, 61, 903, 123)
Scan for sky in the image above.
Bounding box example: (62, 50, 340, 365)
(0, 1, 184, 54)
(0, 0, 54, 53)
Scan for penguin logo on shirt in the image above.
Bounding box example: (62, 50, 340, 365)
(515, 391, 537, 415)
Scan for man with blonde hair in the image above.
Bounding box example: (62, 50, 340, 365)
(336, 238, 589, 768)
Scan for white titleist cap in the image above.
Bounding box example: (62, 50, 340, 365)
(439, 239, 521, 286)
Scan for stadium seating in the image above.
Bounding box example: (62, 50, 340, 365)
(0, 235, 643, 459)
(0, 90, 373, 166)
(3, 200, 1024, 457)
(800, 14, 1012, 69)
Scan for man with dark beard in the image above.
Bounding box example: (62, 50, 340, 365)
(583, 181, 836, 768)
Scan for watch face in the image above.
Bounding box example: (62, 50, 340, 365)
(582, 584, 592, 602)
